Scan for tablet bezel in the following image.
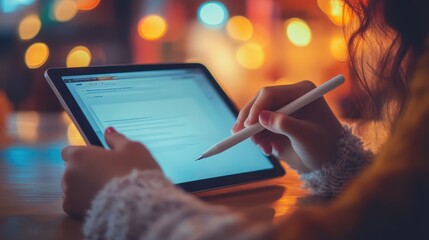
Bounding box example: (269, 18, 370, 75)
(45, 63, 285, 192)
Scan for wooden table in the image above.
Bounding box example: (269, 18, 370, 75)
(0, 112, 307, 239)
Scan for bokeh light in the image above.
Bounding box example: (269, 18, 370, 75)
(18, 14, 42, 40)
(66, 46, 92, 67)
(226, 16, 253, 41)
(16, 111, 39, 142)
(53, 0, 78, 22)
(25, 42, 49, 69)
(1, 0, 35, 13)
(317, 0, 351, 26)
(330, 35, 348, 61)
(76, 0, 100, 11)
(236, 43, 265, 69)
(137, 15, 167, 41)
(285, 18, 312, 47)
(67, 123, 85, 145)
(198, 1, 228, 28)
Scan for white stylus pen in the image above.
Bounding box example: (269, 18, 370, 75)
(196, 74, 345, 161)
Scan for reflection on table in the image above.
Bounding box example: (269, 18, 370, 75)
(0, 112, 306, 239)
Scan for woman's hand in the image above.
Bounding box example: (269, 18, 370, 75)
(61, 127, 161, 218)
(232, 81, 343, 173)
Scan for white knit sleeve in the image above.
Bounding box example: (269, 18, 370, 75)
(83, 170, 269, 240)
(300, 125, 373, 198)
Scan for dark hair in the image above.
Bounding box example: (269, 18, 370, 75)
(343, 0, 429, 127)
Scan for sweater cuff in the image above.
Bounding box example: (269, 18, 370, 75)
(83, 169, 179, 239)
(83, 169, 268, 240)
(300, 125, 373, 198)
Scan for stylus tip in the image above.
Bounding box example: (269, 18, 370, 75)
(196, 155, 204, 161)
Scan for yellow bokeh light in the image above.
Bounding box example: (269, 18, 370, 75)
(66, 46, 92, 67)
(25, 42, 49, 69)
(226, 16, 253, 41)
(285, 18, 312, 47)
(67, 123, 86, 146)
(318, 0, 351, 26)
(236, 43, 265, 70)
(138, 15, 167, 41)
(76, 0, 100, 11)
(53, 0, 78, 22)
(61, 112, 73, 124)
(330, 35, 348, 61)
(18, 14, 42, 40)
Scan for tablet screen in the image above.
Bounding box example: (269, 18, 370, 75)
(61, 68, 275, 184)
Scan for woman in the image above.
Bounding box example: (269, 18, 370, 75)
(61, 0, 429, 239)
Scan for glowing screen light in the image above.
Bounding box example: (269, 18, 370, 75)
(76, 0, 100, 11)
(285, 18, 312, 47)
(236, 43, 265, 70)
(53, 0, 78, 22)
(198, 1, 228, 28)
(137, 15, 167, 41)
(66, 46, 92, 67)
(18, 14, 41, 40)
(226, 16, 253, 41)
(25, 42, 49, 69)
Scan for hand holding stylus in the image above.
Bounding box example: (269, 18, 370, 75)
(197, 75, 345, 165)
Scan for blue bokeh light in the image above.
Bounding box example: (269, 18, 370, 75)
(0, 0, 35, 13)
(198, 1, 229, 28)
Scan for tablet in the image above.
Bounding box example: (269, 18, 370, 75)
(45, 63, 285, 192)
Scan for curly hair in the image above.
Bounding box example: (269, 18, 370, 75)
(343, 0, 429, 127)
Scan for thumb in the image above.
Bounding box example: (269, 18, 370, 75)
(258, 111, 315, 141)
(104, 127, 130, 150)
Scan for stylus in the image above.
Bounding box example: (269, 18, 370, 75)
(196, 74, 345, 161)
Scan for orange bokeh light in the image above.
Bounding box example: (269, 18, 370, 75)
(137, 15, 167, 41)
(25, 42, 49, 69)
(76, 0, 101, 11)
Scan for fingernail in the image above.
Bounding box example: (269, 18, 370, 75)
(105, 127, 116, 135)
(244, 119, 250, 127)
(259, 111, 271, 126)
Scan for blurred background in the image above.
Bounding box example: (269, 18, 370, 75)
(0, 0, 352, 112)
(0, 1, 383, 227)
(0, 0, 363, 148)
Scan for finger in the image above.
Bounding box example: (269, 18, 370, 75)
(61, 146, 75, 162)
(62, 145, 114, 163)
(259, 111, 315, 143)
(252, 131, 273, 156)
(61, 146, 93, 162)
(245, 87, 276, 127)
(247, 82, 317, 126)
(251, 131, 271, 146)
(233, 93, 260, 132)
(270, 136, 291, 155)
(104, 127, 132, 150)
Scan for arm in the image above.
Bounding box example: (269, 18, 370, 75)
(84, 170, 270, 240)
(61, 128, 270, 240)
(300, 125, 373, 198)
(273, 45, 429, 239)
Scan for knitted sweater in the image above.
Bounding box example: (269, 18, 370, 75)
(83, 126, 372, 240)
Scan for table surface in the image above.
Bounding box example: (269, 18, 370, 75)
(0, 112, 307, 239)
